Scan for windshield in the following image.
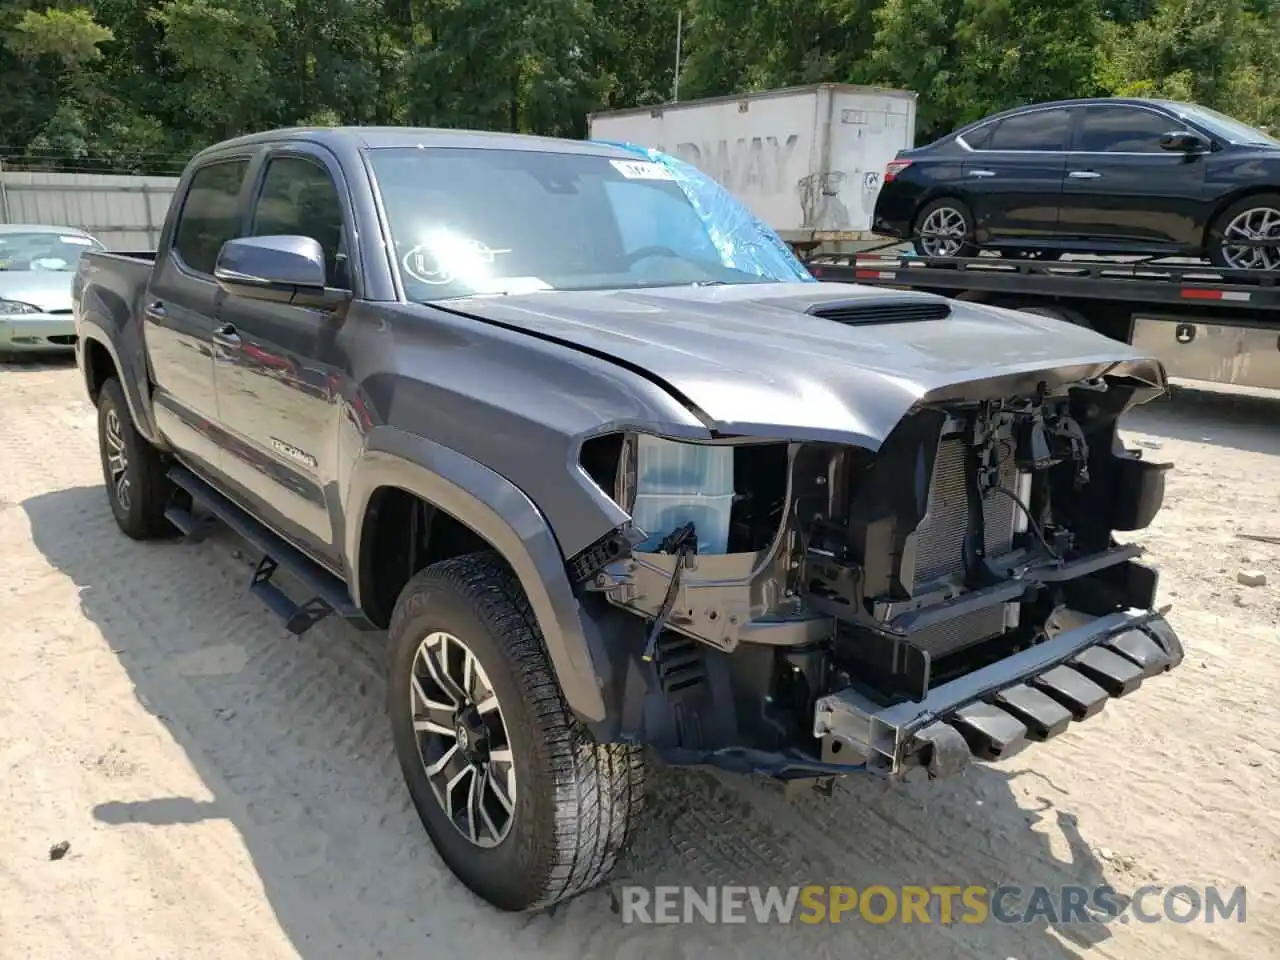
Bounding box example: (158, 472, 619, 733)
(0, 231, 103, 271)
(367, 145, 813, 301)
(1166, 102, 1280, 147)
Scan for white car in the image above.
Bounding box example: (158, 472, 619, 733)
(0, 224, 106, 355)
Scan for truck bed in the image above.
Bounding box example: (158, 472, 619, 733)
(73, 250, 161, 393)
(76, 250, 157, 323)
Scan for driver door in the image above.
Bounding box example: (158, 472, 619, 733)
(211, 146, 354, 569)
(1058, 103, 1212, 248)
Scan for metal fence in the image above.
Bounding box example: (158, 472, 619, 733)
(0, 168, 180, 250)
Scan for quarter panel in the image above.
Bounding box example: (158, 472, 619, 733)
(73, 254, 163, 443)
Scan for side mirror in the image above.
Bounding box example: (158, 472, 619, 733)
(214, 235, 337, 307)
(1159, 130, 1208, 153)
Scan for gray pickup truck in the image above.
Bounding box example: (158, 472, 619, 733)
(73, 125, 1185, 912)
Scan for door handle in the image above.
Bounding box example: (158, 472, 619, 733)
(144, 301, 166, 321)
(1068, 170, 1101, 180)
(968, 169, 996, 177)
(212, 323, 241, 349)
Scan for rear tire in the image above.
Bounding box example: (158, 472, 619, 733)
(912, 197, 979, 259)
(1207, 193, 1280, 271)
(387, 551, 645, 912)
(96, 377, 175, 540)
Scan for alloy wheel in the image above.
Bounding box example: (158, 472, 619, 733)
(411, 631, 517, 848)
(1220, 207, 1280, 271)
(917, 206, 969, 258)
(104, 408, 131, 512)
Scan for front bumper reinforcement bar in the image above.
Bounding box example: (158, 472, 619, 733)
(813, 608, 1184, 778)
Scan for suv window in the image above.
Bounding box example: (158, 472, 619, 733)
(988, 109, 1071, 151)
(173, 159, 249, 275)
(250, 155, 348, 287)
(1075, 106, 1175, 153)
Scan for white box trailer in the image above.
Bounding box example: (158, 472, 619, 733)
(587, 83, 917, 248)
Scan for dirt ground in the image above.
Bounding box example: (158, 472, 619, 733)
(0, 360, 1276, 960)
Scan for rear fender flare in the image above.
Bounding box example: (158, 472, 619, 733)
(77, 323, 161, 444)
(344, 426, 610, 724)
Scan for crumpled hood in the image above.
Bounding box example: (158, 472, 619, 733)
(0, 270, 74, 313)
(440, 281, 1166, 448)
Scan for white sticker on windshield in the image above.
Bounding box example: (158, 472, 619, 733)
(60, 235, 94, 245)
(609, 159, 675, 181)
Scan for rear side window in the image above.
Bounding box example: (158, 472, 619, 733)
(1075, 106, 1175, 152)
(988, 109, 1071, 151)
(173, 159, 249, 275)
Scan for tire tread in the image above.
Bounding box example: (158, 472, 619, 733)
(388, 551, 644, 910)
(97, 376, 173, 540)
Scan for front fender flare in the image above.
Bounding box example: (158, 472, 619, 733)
(345, 427, 609, 724)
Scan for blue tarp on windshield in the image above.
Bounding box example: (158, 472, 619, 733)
(592, 139, 816, 283)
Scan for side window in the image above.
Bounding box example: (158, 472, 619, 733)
(962, 123, 994, 150)
(988, 109, 1072, 151)
(249, 156, 349, 288)
(1075, 106, 1175, 153)
(173, 159, 249, 275)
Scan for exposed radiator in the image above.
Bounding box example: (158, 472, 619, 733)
(889, 435, 1022, 661)
(904, 436, 1019, 592)
(908, 605, 1009, 660)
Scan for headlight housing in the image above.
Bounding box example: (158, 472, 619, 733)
(0, 299, 41, 315)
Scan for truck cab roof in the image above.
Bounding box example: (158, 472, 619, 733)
(195, 125, 637, 161)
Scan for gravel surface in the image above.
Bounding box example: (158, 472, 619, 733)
(0, 360, 1276, 960)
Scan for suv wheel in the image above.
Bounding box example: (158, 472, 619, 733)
(96, 377, 175, 540)
(387, 551, 646, 911)
(912, 198, 979, 259)
(1208, 193, 1280, 271)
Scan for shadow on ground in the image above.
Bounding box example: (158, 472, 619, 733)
(0, 352, 76, 367)
(1123, 384, 1280, 457)
(25, 483, 1122, 960)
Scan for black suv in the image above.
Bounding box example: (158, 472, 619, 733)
(873, 97, 1280, 270)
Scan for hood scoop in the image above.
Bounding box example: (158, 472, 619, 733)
(808, 298, 951, 325)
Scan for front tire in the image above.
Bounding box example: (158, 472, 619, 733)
(96, 377, 174, 540)
(387, 551, 645, 912)
(1207, 193, 1280, 271)
(912, 197, 979, 259)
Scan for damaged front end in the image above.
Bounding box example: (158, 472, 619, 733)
(572, 364, 1184, 782)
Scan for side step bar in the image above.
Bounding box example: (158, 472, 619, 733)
(165, 466, 369, 635)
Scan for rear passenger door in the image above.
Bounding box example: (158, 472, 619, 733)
(212, 146, 354, 569)
(961, 106, 1072, 242)
(145, 156, 253, 478)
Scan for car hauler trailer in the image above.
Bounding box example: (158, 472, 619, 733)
(808, 253, 1280, 391)
(587, 84, 918, 252)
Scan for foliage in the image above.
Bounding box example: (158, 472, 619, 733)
(0, 0, 1277, 172)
